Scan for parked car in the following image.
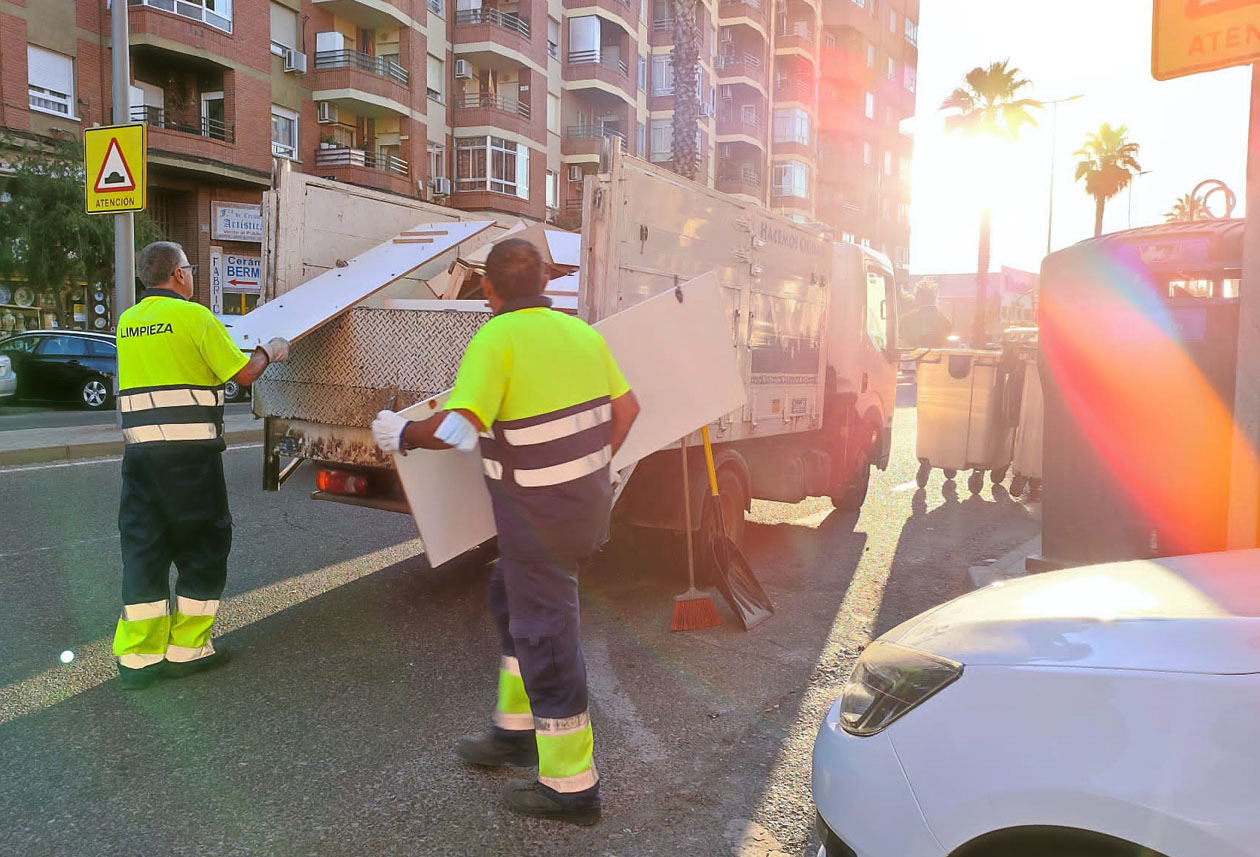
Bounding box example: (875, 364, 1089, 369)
(813, 550, 1260, 857)
(0, 352, 16, 402)
(0, 330, 117, 409)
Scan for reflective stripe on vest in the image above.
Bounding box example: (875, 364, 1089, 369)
(118, 383, 225, 446)
(479, 397, 612, 489)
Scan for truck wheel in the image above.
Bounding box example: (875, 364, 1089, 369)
(702, 467, 748, 548)
(915, 460, 931, 489)
(832, 448, 872, 512)
(1010, 475, 1028, 496)
(967, 470, 985, 494)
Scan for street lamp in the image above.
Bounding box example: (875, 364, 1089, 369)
(1045, 94, 1084, 257)
(1127, 169, 1154, 229)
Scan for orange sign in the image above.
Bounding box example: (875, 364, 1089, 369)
(1153, 0, 1260, 79)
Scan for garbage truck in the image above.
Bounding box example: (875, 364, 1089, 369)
(250, 150, 901, 546)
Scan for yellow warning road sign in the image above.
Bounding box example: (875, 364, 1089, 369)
(1153, 0, 1260, 80)
(84, 123, 146, 214)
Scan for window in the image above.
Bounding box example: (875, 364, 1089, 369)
(201, 91, 226, 140)
(638, 55, 647, 91)
(270, 2, 298, 54)
(548, 18, 560, 58)
(455, 136, 530, 199)
(866, 44, 875, 67)
(547, 93, 560, 133)
(428, 142, 446, 179)
(904, 65, 916, 92)
(864, 92, 874, 119)
(651, 54, 673, 96)
(772, 160, 809, 198)
(884, 151, 892, 175)
(850, 0, 865, 7)
(889, 10, 896, 32)
(862, 141, 872, 165)
(38, 335, 90, 357)
(87, 339, 117, 357)
(773, 108, 810, 145)
(865, 268, 891, 351)
(271, 105, 298, 159)
(546, 170, 557, 209)
(650, 118, 671, 162)
(636, 122, 646, 156)
(428, 0, 445, 16)
(0, 336, 37, 355)
(905, 18, 919, 46)
(27, 46, 75, 118)
(132, 0, 232, 31)
(427, 55, 444, 102)
(886, 57, 896, 80)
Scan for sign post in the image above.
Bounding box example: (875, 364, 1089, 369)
(110, 0, 136, 321)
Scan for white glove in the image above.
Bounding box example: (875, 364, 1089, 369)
(433, 411, 479, 452)
(372, 409, 410, 455)
(259, 337, 291, 364)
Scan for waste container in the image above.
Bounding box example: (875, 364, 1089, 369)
(915, 348, 1018, 493)
(1010, 349, 1043, 497)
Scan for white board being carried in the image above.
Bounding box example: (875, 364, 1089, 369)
(230, 220, 494, 351)
(393, 271, 746, 566)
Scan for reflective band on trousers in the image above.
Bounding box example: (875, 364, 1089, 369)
(175, 596, 220, 616)
(167, 641, 216, 663)
(120, 388, 223, 412)
(113, 599, 170, 664)
(515, 445, 611, 488)
(123, 423, 219, 444)
(118, 652, 165, 669)
(500, 404, 611, 447)
(495, 655, 534, 731)
(535, 710, 597, 793)
(171, 596, 219, 656)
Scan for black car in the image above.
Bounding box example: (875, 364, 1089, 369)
(0, 330, 118, 410)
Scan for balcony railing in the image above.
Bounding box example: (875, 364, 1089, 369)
(314, 147, 409, 176)
(566, 125, 628, 145)
(652, 17, 674, 30)
(455, 8, 531, 37)
(716, 52, 763, 71)
(776, 21, 814, 40)
(717, 110, 764, 128)
(718, 165, 762, 186)
(129, 0, 231, 33)
(314, 50, 409, 85)
(428, 0, 443, 13)
(456, 93, 531, 117)
(774, 77, 814, 101)
(130, 105, 234, 143)
(720, 0, 762, 7)
(567, 51, 630, 76)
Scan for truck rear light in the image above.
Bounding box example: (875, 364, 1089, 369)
(316, 468, 369, 496)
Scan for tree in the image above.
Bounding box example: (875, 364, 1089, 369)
(940, 60, 1041, 345)
(670, 0, 701, 180)
(0, 137, 163, 318)
(1073, 123, 1142, 237)
(1164, 192, 1211, 223)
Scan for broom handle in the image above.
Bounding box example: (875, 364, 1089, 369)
(680, 437, 697, 591)
(701, 426, 719, 497)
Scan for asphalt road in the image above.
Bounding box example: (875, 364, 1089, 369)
(0, 388, 1039, 857)
(0, 401, 254, 431)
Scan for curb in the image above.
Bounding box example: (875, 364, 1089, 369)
(967, 534, 1042, 590)
(0, 428, 263, 466)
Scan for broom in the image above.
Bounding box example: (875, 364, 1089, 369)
(671, 436, 722, 631)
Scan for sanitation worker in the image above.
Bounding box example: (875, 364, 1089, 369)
(371, 238, 640, 825)
(112, 241, 289, 690)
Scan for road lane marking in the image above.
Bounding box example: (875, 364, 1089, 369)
(0, 537, 424, 725)
(584, 635, 668, 766)
(0, 443, 263, 474)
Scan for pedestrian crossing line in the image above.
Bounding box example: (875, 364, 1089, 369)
(0, 537, 424, 726)
(0, 443, 263, 474)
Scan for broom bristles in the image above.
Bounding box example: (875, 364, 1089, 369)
(671, 589, 722, 631)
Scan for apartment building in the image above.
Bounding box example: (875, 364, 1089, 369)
(0, 0, 916, 324)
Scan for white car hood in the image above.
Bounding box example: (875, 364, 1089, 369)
(883, 551, 1260, 674)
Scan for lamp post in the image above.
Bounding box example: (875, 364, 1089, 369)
(1127, 169, 1154, 229)
(1045, 94, 1084, 257)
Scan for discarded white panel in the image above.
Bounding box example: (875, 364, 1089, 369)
(230, 220, 494, 350)
(544, 230, 581, 267)
(393, 271, 745, 566)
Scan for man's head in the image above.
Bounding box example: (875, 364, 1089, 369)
(482, 239, 545, 311)
(138, 241, 195, 299)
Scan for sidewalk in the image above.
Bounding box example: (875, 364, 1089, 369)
(0, 413, 263, 466)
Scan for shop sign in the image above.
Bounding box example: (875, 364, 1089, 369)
(223, 253, 261, 294)
(212, 202, 263, 242)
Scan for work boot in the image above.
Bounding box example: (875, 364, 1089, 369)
(456, 732, 538, 768)
(164, 647, 231, 680)
(502, 778, 601, 826)
(117, 661, 165, 690)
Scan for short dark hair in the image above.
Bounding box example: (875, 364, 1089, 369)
(137, 241, 185, 290)
(484, 239, 545, 300)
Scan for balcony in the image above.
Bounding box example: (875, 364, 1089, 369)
(562, 125, 627, 158)
(774, 76, 815, 104)
(716, 164, 763, 198)
(455, 7, 531, 37)
(314, 147, 413, 195)
(564, 51, 635, 103)
(715, 51, 766, 85)
(565, 0, 635, 27)
(129, 0, 231, 33)
(131, 105, 234, 143)
(718, 0, 767, 27)
(716, 109, 765, 143)
(314, 49, 409, 85)
(456, 93, 530, 117)
(775, 21, 816, 55)
(452, 92, 536, 138)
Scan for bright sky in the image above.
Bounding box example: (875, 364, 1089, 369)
(908, 0, 1249, 276)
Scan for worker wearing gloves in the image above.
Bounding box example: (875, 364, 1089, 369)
(372, 239, 639, 826)
(112, 241, 289, 690)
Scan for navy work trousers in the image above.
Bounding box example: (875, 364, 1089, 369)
(118, 446, 232, 607)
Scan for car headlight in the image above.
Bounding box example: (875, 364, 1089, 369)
(838, 641, 962, 736)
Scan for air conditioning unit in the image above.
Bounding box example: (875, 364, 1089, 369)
(317, 102, 338, 124)
(431, 176, 452, 195)
(283, 48, 308, 73)
(567, 165, 583, 182)
(454, 59, 473, 79)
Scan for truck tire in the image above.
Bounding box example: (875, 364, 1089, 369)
(831, 447, 872, 511)
(1010, 475, 1028, 496)
(701, 466, 748, 548)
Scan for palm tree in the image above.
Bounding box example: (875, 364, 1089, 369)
(940, 60, 1041, 345)
(670, 0, 701, 180)
(1164, 192, 1210, 223)
(1074, 123, 1142, 237)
